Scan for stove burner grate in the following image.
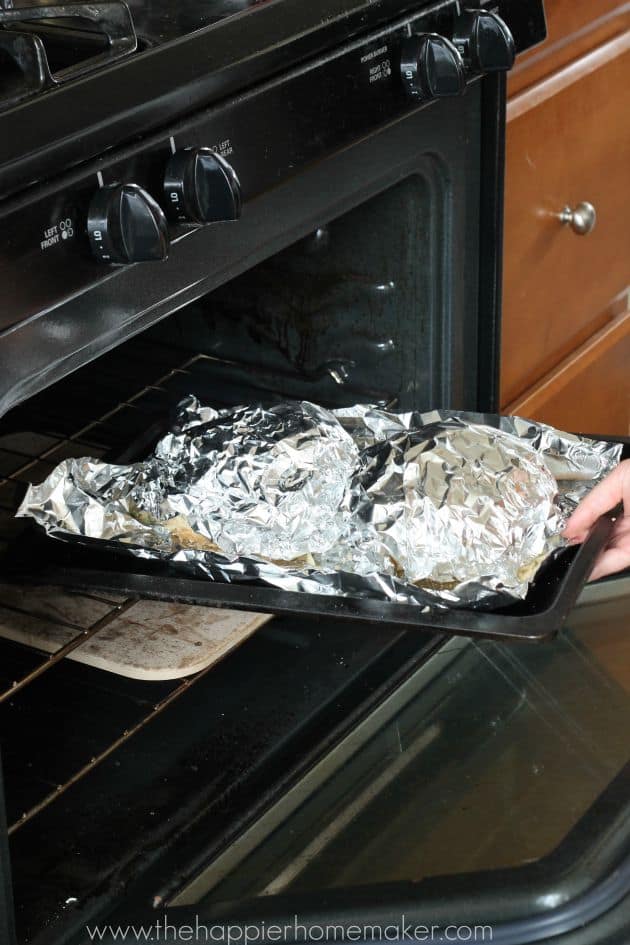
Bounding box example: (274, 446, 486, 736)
(0, 0, 137, 110)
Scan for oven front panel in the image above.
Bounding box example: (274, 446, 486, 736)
(0, 1, 486, 417)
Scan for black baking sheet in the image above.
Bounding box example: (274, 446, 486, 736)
(5, 430, 627, 644)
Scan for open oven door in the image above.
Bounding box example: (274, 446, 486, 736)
(85, 576, 630, 945)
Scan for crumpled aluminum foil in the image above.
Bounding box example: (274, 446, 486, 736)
(16, 398, 622, 610)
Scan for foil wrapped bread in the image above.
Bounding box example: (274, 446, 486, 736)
(17, 398, 622, 609)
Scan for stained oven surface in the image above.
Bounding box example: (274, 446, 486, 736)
(8, 2, 630, 945)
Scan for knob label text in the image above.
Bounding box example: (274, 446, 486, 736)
(360, 45, 391, 85)
(210, 138, 234, 158)
(360, 44, 388, 64)
(40, 218, 75, 252)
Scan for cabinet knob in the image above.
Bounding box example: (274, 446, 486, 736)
(560, 201, 596, 236)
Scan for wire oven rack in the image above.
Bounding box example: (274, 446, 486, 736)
(0, 334, 377, 838)
(0, 340, 249, 836)
(0, 333, 623, 842)
(3, 331, 623, 657)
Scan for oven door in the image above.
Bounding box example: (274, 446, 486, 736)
(102, 576, 630, 945)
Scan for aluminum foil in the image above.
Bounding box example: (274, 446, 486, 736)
(16, 399, 622, 610)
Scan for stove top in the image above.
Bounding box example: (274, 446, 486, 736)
(128, 0, 271, 45)
(0, 0, 271, 101)
(0, 0, 546, 201)
(0, 0, 276, 123)
(1, 0, 270, 43)
(0, 0, 433, 199)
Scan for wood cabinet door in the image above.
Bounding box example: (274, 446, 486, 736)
(505, 311, 630, 436)
(501, 31, 630, 408)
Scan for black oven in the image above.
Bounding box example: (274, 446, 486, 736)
(5, 3, 629, 944)
(0, 2, 514, 418)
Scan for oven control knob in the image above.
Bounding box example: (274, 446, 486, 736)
(87, 183, 169, 264)
(452, 10, 515, 73)
(400, 34, 466, 99)
(163, 148, 242, 225)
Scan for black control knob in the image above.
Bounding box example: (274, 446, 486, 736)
(400, 34, 466, 100)
(87, 184, 169, 264)
(453, 10, 515, 73)
(163, 148, 242, 225)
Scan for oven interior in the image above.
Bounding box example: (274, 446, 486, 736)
(0, 174, 471, 944)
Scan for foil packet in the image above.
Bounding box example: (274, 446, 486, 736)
(16, 399, 622, 610)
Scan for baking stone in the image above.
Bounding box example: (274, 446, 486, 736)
(0, 584, 271, 680)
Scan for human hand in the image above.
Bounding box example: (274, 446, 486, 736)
(563, 459, 630, 581)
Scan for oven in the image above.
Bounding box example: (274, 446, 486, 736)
(3, 2, 630, 943)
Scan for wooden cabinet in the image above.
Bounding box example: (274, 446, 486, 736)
(505, 311, 630, 434)
(501, 1, 630, 436)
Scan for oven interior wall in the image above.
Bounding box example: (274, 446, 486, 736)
(149, 175, 447, 412)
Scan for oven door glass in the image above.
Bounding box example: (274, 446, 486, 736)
(169, 576, 630, 940)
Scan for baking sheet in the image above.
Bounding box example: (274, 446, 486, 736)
(6, 423, 627, 644)
(0, 583, 271, 680)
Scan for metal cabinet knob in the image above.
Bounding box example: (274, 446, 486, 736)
(559, 201, 596, 236)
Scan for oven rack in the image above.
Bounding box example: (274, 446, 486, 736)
(0, 333, 371, 838)
(0, 341, 238, 836)
(0, 335, 623, 837)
